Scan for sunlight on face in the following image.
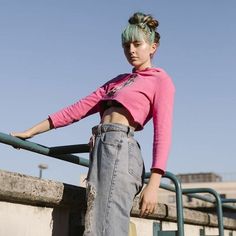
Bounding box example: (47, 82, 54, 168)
(123, 39, 157, 70)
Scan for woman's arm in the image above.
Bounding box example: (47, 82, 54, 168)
(10, 82, 109, 139)
(139, 75, 175, 217)
(11, 119, 52, 139)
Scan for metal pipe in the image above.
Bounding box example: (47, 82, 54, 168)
(0, 132, 89, 167)
(183, 188, 224, 236)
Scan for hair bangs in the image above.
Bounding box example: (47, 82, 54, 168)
(121, 24, 146, 45)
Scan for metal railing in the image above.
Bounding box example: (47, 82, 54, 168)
(145, 172, 185, 236)
(0, 131, 236, 236)
(0, 132, 89, 167)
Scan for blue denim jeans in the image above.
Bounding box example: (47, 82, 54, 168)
(83, 123, 145, 236)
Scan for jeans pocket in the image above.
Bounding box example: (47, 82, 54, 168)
(128, 141, 143, 181)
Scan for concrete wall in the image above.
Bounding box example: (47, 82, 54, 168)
(0, 169, 236, 236)
(0, 201, 54, 236)
(0, 169, 85, 236)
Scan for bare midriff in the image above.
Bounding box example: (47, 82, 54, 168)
(101, 106, 138, 130)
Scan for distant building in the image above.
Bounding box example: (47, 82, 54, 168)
(176, 172, 222, 183)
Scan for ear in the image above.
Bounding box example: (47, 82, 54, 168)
(150, 42, 158, 54)
(150, 42, 158, 58)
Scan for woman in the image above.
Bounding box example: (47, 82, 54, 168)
(11, 12, 175, 236)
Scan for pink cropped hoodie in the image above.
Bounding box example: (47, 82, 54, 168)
(49, 67, 175, 173)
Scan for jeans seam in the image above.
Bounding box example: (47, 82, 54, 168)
(103, 147, 121, 233)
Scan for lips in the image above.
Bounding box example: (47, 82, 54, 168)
(130, 56, 138, 61)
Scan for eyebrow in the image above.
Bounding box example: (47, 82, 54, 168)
(123, 40, 143, 45)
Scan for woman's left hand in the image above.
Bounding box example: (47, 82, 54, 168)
(139, 170, 162, 217)
(139, 184, 158, 217)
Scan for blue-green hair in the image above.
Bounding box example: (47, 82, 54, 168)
(121, 12, 158, 45)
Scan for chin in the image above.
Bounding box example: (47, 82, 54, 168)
(130, 62, 140, 68)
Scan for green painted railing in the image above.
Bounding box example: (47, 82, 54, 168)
(183, 188, 224, 236)
(145, 172, 184, 236)
(0, 132, 89, 167)
(1, 131, 236, 236)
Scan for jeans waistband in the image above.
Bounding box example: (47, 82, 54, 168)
(92, 123, 134, 137)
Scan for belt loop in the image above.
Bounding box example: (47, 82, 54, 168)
(97, 123, 102, 135)
(127, 126, 131, 137)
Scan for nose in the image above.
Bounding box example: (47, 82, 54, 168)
(129, 44, 135, 54)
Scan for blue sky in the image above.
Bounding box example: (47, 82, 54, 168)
(0, 1, 236, 185)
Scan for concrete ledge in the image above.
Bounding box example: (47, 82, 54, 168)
(0, 169, 236, 230)
(0, 169, 85, 209)
(132, 198, 236, 230)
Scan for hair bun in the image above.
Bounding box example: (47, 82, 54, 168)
(128, 12, 159, 31)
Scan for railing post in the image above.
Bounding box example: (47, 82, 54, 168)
(164, 171, 185, 236)
(183, 188, 224, 236)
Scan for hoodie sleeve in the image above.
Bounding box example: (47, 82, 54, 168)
(49, 86, 106, 128)
(151, 74, 175, 173)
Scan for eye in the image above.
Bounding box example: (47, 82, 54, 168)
(123, 43, 130, 49)
(133, 41, 142, 47)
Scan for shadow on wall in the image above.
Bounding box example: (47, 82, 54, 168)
(51, 183, 86, 236)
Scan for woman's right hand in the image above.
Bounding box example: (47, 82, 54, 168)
(10, 131, 33, 140)
(10, 119, 52, 140)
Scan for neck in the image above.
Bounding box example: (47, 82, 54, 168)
(133, 66, 152, 72)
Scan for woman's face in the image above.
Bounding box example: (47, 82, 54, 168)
(123, 39, 157, 70)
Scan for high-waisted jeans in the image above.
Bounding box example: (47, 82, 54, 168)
(83, 123, 145, 236)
